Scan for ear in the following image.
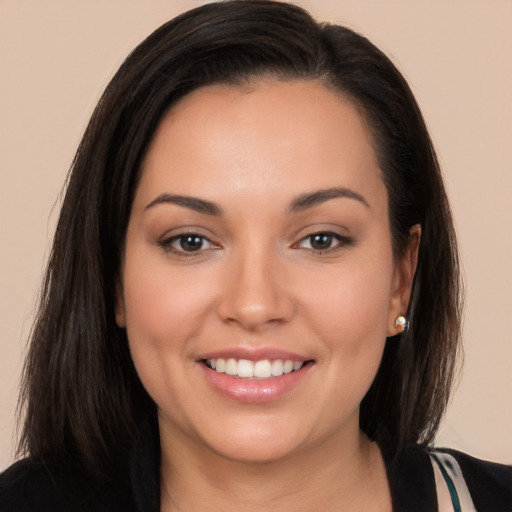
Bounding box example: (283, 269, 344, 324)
(115, 281, 127, 328)
(387, 225, 421, 336)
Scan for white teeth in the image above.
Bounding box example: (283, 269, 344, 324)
(254, 360, 272, 378)
(237, 359, 254, 378)
(225, 358, 237, 375)
(215, 358, 225, 373)
(206, 358, 305, 378)
(283, 360, 294, 374)
(271, 359, 284, 376)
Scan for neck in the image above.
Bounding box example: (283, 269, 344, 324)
(159, 423, 391, 512)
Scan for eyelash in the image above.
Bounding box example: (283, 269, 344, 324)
(294, 232, 353, 253)
(158, 233, 219, 256)
(158, 231, 352, 257)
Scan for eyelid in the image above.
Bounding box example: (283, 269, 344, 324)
(293, 230, 353, 253)
(157, 231, 221, 257)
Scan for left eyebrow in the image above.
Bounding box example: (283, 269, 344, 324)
(144, 193, 223, 216)
(289, 187, 370, 213)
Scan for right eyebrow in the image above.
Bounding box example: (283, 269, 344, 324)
(144, 193, 223, 216)
(288, 187, 370, 213)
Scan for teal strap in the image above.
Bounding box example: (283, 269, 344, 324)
(431, 453, 462, 512)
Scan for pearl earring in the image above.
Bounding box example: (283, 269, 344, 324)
(395, 315, 407, 333)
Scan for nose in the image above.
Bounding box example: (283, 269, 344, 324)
(216, 246, 295, 331)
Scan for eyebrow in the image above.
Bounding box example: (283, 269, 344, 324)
(144, 186, 369, 217)
(289, 187, 370, 212)
(144, 193, 223, 216)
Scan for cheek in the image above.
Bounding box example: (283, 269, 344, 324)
(122, 257, 213, 343)
(120, 255, 217, 417)
(298, 246, 394, 401)
(119, 251, 219, 397)
(303, 253, 394, 344)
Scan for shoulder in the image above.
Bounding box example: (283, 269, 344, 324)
(381, 441, 512, 511)
(0, 458, 135, 512)
(0, 458, 65, 512)
(436, 447, 512, 511)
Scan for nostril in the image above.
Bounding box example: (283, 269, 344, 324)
(216, 266, 295, 329)
(218, 300, 295, 331)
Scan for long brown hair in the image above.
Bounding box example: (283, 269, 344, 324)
(18, 0, 462, 479)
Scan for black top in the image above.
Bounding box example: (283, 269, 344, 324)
(1, 422, 511, 512)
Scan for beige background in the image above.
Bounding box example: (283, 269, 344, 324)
(1, 1, 511, 470)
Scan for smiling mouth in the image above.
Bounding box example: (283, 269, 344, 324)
(203, 358, 312, 379)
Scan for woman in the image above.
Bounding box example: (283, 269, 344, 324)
(1, 1, 510, 510)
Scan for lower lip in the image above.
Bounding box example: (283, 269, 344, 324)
(199, 362, 312, 403)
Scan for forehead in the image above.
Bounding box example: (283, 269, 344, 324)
(137, 79, 384, 210)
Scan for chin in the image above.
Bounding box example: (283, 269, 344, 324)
(194, 414, 319, 465)
(208, 435, 303, 465)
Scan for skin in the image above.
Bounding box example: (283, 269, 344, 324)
(116, 79, 419, 511)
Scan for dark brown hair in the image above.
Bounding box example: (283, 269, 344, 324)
(18, 0, 462, 478)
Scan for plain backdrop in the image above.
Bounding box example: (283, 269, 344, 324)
(1, 0, 511, 470)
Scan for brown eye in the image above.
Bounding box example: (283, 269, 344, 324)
(177, 235, 205, 252)
(159, 233, 218, 256)
(309, 234, 334, 250)
(296, 232, 352, 253)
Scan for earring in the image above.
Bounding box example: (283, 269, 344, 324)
(395, 315, 407, 333)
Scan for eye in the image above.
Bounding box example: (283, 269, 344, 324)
(159, 233, 218, 255)
(296, 232, 351, 253)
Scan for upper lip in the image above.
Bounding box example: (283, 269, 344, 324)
(197, 347, 310, 362)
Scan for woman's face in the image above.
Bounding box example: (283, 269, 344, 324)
(117, 79, 412, 463)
